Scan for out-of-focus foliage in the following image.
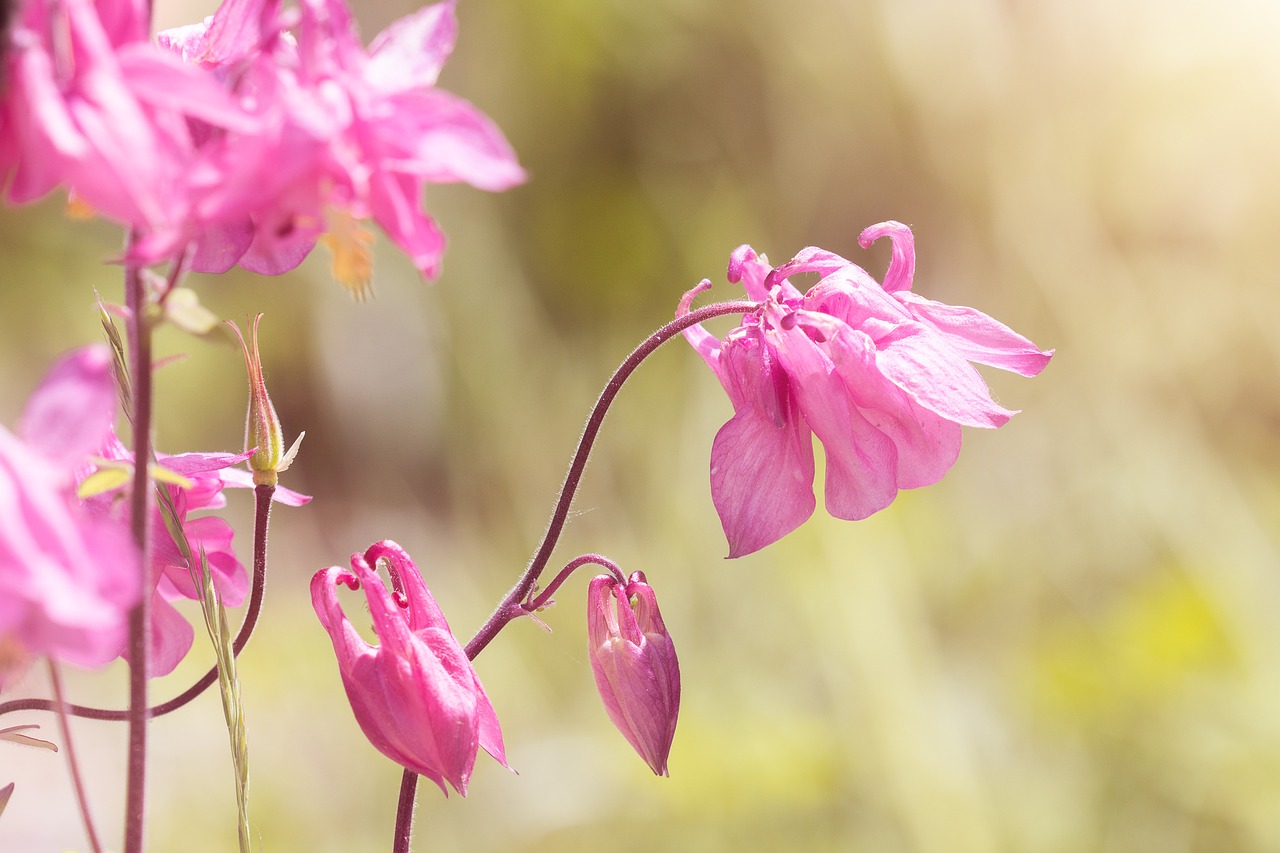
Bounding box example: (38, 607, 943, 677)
(4, 0, 1280, 851)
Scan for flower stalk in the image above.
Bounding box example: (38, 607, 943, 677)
(123, 254, 154, 853)
(463, 299, 757, 661)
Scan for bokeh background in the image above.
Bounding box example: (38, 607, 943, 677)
(4, 0, 1280, 850)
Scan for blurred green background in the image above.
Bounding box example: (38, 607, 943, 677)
(5, 0, 1280, 850)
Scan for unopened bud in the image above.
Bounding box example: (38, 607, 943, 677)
(587, 570, 681, 776)
(227, 315, 303, 486)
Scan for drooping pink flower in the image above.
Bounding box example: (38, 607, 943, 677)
(682, 221, 1054, 557)
(0, 346, 139, 675)
(0, 0, 253, 232)
(154, 0, 524, 293)
(587, 571, 680, 776)
(311, 540, 509, 796)
(83, 438, 310, 676)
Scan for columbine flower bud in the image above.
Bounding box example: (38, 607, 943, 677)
(311, 541, 510, 796)
(587, 571, 681, 776)
(228, 315, 303, 486)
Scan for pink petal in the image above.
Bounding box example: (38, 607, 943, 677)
(368, 170, 447, 278)
(875, 324, 1016, 428)
(367, 0, 457, 92)
(709, 406, 816, 558)
(896, 292, 1054, 377)
(18, 346, 117, 473)
(142, 592, 195, 678)
(768, 316, 898, 520)
(824, 325, 962, 489)
(382, 90, 525, 191)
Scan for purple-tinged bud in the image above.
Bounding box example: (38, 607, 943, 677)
(311, 541, 510, 796)
(227, 315, 303, 487)
(587, 571, 681, 776)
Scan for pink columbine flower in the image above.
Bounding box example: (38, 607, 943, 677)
(154, 0, 524, 294)
(0, 346, 139, 676)
(681, 221, 1054, 557)
(311, 540, 509, 796)
(83, 437, 310, 676)
(587, 571, 681, 776)
(0, 0, 254, 232)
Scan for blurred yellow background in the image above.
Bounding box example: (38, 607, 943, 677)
(5, 0, 1280, 850)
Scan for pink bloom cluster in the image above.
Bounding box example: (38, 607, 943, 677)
(682, 221, 1053, 557)
(0, 347, 138, 681)
(311, 541, 508, 796)
(83, 439, 310, 676)
(0, 0, 523, 286)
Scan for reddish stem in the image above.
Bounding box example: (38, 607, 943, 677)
(390, 298, 757, 853)
(123, 258, 153, 853)
(463, 299, 755, 659)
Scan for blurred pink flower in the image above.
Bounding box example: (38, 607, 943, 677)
(587, 571, 680, 776)
(0, 346, 139, 675)
(85, 438, 310, 676)
(681, 221, 1054, 557)
(311, 540, 509, 796)
(0, 0, 253, 232)
(155, 0, 524, 290)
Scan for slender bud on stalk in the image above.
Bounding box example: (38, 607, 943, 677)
(587, 571, 681, 776)
(227, 315, 303, 487)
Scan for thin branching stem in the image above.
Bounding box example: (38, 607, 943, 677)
(0, 485, 277, 722)
(463, 299, 756, 660)
(392, 298, 758, 853)
(48, 660, 103, 853)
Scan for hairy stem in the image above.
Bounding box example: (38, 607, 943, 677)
(463, 299, 755, 659)
(49, 661, 103, 853)
(392, 770, 418, 853)
(123, 257, 154, 853)
(390, 299, 756, 853)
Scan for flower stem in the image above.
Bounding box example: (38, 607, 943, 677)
(527, 554, 625, 611)
(392, 770, 418, 853)
(48, 660, 103, 853)
(463, 299, 756, 660)
(123, 256, 154, 853)
(389, 303, 754, 853)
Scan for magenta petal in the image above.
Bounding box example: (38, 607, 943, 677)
(768, 320, 898, 520)
(367, 170, 447, 278)
(896, 293, 1054, 377)
(217, 468, 313, 505)
(386, 90, 526, 191)
(18, 345, 117, 473)
(367, 0, 457, 91)
(825, 326, 962, 489)
(876, 325, 1016, 429)
(709, 408, 816, 557)
(142, 592, 196, 678)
